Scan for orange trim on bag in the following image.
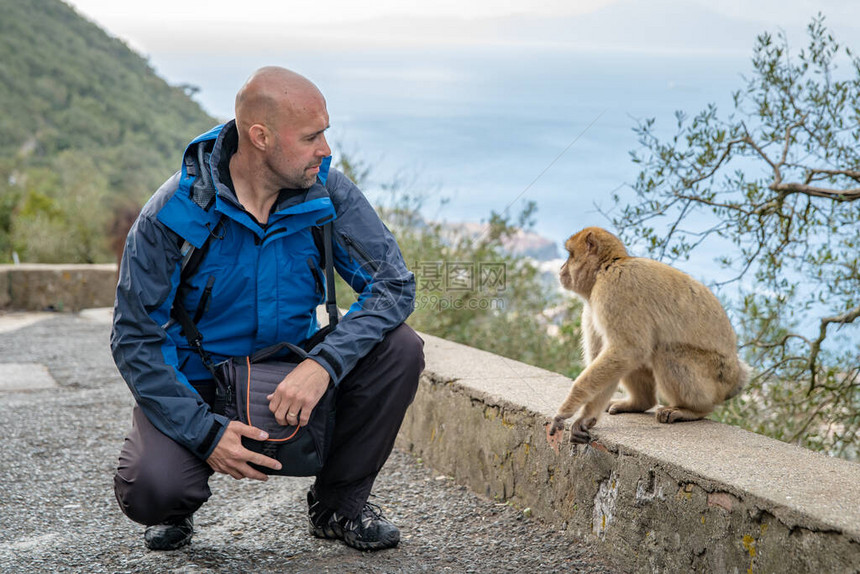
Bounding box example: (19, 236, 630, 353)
(246, 356, 300, 443)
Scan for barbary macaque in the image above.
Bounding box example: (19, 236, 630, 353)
(549, 227, 750, 443)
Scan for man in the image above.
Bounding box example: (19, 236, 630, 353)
(111, 67, 424, 552)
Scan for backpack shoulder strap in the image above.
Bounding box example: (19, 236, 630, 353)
(311, 222, 339, 329)
(170, 217, 225, 376)
(322, 222, 338, 329)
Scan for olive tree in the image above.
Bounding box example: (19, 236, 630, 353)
(614, 16, 860, 459)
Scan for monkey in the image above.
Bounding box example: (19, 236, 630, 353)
(548, 227, 750, 443)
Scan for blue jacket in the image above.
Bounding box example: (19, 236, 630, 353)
(111, 121, 415, 460)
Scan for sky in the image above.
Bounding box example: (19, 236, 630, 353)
(65, 0, 860, 56)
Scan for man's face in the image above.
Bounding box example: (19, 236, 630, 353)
(268, 93, 331, 189)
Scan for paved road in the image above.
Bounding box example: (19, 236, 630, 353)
(0, 311, 617, 573)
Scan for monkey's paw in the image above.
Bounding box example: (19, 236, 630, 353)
(548, 415, 567, 437)
(656, 406, 688, 424)
(607, 400, 646, 415)
(568, 416, 597, 444)
(606, 400, 625, 415)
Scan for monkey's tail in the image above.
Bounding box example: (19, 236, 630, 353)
(725, 359, 752, 400)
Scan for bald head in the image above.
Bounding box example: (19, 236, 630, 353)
(229, 66, 331, 193)
(234, 66, 325, 143)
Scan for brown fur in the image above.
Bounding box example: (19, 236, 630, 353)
(549, 227, 750, 443)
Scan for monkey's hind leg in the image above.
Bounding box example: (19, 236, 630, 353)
(607, 367, 656, 415)
(652, 350, 717, 425)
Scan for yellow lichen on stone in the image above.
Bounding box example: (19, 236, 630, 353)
(743, 534, 756, 557)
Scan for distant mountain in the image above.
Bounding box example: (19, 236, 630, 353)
(0, 0, 216, 262)
(440, 221, 560, 261)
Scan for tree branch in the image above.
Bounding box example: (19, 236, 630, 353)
(675, 194, 754, 215)
(779, 119, 806, 168)
(768, 182, 860, 201)
(807, 304, 860, 392)
(806, 168, 860, 182)
(788, 396, 833, 443)
(740, 133, 781, 182)
(680, 138, 747, 188)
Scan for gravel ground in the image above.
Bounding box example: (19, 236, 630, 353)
(0, 313, 618, 573)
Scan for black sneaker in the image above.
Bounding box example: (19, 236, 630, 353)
(307, 489, 400, 551)
(144, 515, 194, 551)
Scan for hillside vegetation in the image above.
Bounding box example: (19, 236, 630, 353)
(0, 0, 215, 262)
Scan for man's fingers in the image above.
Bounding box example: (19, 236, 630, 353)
(238, 462, 270, 482)
(228, 468, 248, 480)
(226, 447, 282, 478)
(273, 407, 285, 425)
(251, 452, 282, 472)
(234, 422, 269, 441)
(268, 393, 292, 425)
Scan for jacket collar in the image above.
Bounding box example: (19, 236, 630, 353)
(209, 120, 333, 216)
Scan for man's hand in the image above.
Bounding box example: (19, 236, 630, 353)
(267, 358, 330, 427)
(206, 421, 282, 480)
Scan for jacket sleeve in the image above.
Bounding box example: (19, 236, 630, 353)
(306, 169, 415, 383)
(110, 176, 228, 460)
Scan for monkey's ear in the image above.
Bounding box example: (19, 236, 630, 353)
(585, 231, 597, 253)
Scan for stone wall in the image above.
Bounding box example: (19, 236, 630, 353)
(398, 334, 860, 574)
(0, 264, 117, 312)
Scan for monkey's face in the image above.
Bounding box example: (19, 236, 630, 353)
(559, 234, 585, 293)
(560, 227, 626, 298)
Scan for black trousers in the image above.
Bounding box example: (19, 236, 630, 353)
(114, 323, 424, 525)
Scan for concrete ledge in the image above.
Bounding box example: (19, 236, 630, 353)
(397, 333, 860, 573)
(0, 264, 117, 311)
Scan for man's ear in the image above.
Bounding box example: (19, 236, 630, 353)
(248, 124, 269, 151)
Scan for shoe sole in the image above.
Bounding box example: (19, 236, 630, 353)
(144, 535, 192, 551)
(310, 524, 399, 550)
(309, 522, 343, 540)
(343, 531, 400, 551)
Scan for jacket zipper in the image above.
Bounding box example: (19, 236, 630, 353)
(341, 233, 380, 273)
(307, 257, 325, 300)
(192, 275, 216, 324)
